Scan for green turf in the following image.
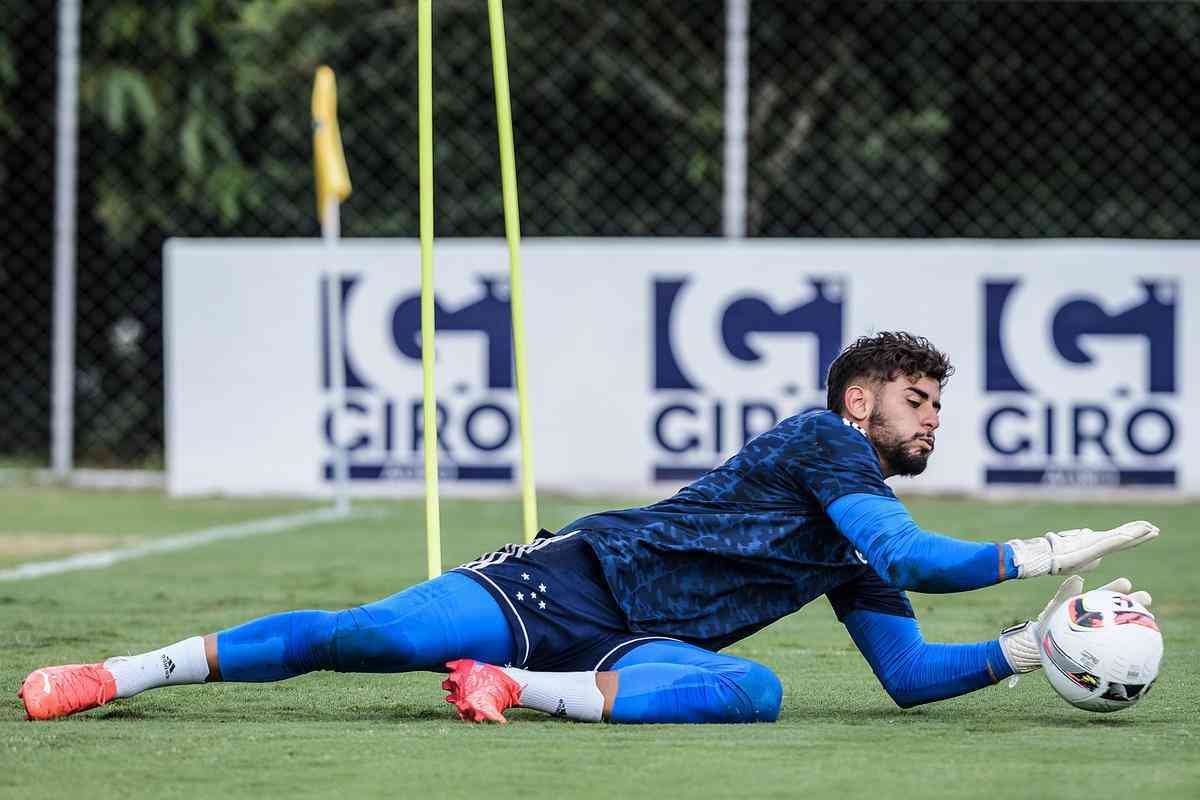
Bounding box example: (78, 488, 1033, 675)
(0, 486, 321, 569)
(1, 488, 1197, 799)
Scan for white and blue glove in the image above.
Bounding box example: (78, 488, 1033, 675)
(999, 575, 1153, 674)
(1006, 521, 1159, 578)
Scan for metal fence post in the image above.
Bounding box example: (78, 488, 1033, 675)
(51, 0, 81, 477)
(723, 0, 749, 239)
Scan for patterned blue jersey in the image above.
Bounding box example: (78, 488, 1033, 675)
(562, 409, 897, 650)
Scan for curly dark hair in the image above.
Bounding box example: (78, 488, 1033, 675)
(825, 332, 955, 413)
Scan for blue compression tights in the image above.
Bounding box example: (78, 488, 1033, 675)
(214, 573, 1006, 721)
(216, 572, 513, 681)
(215, 573, 780, 723)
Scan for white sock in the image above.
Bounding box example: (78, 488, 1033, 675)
(104, 636, 211, 698)
(500, 667, 605, 722)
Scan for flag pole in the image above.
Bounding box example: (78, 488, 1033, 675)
(312, 66, 353, 515)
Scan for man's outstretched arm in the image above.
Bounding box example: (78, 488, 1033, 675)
(842, 608, 1010, 708)
(827, 492, 1158, 593)
(844, 576, 1154, 709)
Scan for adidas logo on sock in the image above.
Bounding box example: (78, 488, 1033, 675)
(554, 698, 567, 717)
(161, 654, 177, 679)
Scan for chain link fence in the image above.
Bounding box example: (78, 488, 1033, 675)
(2, 1, 1199, 469)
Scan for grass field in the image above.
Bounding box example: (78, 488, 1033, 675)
(2, 485, 1197, 799)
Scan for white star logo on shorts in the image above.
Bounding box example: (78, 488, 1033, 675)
(530, 592, 537, 599)
(521, 573, 530, 581)
(538, 583, 547, 593)
(515, 592, 524, 601)
(538, 601, 546, 610)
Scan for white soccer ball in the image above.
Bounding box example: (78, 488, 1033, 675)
(1039, 588, 1163, 713)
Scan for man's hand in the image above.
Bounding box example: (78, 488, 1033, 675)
(1006, 520, 1159, 578)
(999, 576, 1153, 673)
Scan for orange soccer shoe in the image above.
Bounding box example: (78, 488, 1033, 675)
(442, 659, 522, 724)
(18, 663, 118, 721)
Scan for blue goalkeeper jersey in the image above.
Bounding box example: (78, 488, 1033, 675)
(562, 409, 897, 650)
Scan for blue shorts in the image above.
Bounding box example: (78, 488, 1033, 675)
(453, 530, 681, 671)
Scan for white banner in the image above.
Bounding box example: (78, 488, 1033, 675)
(165, 239, 1197, 497)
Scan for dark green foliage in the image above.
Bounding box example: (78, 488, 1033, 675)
(750, 2, 1200, 236)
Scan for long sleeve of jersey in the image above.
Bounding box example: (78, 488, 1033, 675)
(827, 493, 1018, 592)
(843, 608, 1013, 708)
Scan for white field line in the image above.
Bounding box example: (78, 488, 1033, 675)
(0, 506, 369, 582)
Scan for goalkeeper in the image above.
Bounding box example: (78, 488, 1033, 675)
(20, 332, 1159, 724)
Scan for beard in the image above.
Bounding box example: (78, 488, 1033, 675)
(868, 408, 932, 477)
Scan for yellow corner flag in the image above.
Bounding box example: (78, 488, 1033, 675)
(312, 66, 352, 219)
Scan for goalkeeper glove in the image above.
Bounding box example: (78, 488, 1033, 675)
(1006, 520, 1158, 578)
(998, 575, 1153, 673)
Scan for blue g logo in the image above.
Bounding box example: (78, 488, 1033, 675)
(982, 278, 1178, 487)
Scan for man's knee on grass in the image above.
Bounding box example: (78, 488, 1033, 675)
(610, 657, 782, 724)
(678, 659, 782, 723)
(734, 661, 783, 722)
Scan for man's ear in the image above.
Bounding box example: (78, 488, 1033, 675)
(843, 383, 874, 424)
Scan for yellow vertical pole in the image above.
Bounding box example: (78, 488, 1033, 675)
(487, 0, 538, 543)
(418, 0, 442, 578)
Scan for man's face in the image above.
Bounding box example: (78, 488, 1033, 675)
(867, 374, 942, 477)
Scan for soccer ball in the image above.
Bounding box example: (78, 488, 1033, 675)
(1039, 588, 1163, 713)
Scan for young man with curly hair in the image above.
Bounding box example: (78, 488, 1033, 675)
(20, 332, 1158, 724)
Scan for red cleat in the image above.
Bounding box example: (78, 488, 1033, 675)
(17, 663, 117, 721)
(442, 659, 522, 724)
